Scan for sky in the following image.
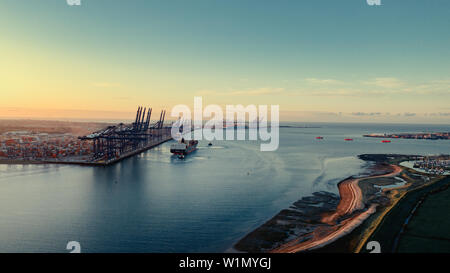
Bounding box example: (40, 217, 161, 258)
(0, 0, 449, 123)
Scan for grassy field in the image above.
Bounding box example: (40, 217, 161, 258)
(397, 184, 450, 253)
(364, 176, 450, 253)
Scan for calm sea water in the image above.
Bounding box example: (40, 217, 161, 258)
(0, 123, 449, 253)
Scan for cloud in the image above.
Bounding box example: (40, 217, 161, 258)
(303, 77, 450, 97)
(198, 87, 284, 96)
(406, 80, 450, 95)
(229, 88, 284, 96)
(363, 77, 405, 88)
(361, 78, 450, 96)
(304, 78, 344, 85)
(198, 77, 449, 99)
(290, 88, 386, 97)
(278, 111, 450, 123)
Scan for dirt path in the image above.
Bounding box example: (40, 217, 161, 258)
(271, 165, 403, 253)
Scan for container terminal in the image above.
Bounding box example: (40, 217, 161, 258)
(0, 106, 172, 166)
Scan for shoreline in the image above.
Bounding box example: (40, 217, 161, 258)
(357, 175, 450, 253)
(269, 164, 402, 253)
(0, 137, 173, 167)
(233, 154, 448, 253)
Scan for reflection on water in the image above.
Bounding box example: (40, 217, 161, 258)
(0, 123, 449, 252)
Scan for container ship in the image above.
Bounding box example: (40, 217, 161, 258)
(170, 138, 198, 158)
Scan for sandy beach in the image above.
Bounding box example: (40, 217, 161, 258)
(271, 165, 402, 253)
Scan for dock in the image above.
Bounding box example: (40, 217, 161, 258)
(0, 106, 174, 166)
(363, 132, 450, 140)
(78, 106, 173, 166)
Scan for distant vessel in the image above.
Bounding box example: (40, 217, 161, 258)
(344, 138, 353, 141)
(170, 138, 198, 158)
(381, 140, 391, 143)
(315, 136, 324, 140)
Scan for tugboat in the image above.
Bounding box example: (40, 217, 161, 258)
(170, 138, 198, 158)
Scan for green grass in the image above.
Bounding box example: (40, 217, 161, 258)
(363, 176, 450, 253)
(397, 185, 450, 252)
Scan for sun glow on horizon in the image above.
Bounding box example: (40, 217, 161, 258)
(1, 1, 449, 124)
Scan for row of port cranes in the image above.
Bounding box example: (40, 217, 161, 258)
(79, 106, 171, 163)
